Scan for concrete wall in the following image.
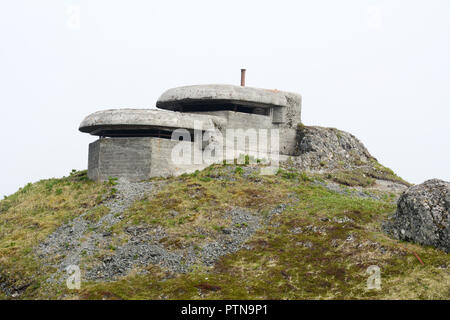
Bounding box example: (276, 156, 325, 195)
(272, 93, 302, 156)
(278, 127, 298, 156)
(188, 110, 299, 156)
(222, 111, 273, 129)
(88, 137, 152, 181)
(271, 107, 285, 124)
(86, 99, 302, 181)
(149, 138, 209, 177)
(88, 137, 209, 181)
(282, 93, 302, 129)
(88, 140, 101, 180)
(190, 111, 273, 129)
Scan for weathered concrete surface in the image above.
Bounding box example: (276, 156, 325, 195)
(88, 138, 152, 181)
(79, 109, 227, 136)
(148, 138, 210, 177)
(189, 111, 299, 155)
(191, 111, 273, 129)
(88, 137, 210, 181)
(278, 127, 298, 156)
(87, 133, 284, 181)
(156, 84, 302, 110)
(280, 91, 302, 128)
(80, 85, 304, 180)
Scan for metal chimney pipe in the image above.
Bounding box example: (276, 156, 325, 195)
(240, 69, 246, 86)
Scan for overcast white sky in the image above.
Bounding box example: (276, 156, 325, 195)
(0, 0, 449, 197)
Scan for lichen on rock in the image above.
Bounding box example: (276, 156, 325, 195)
(383, 179, 450, 252)
(284, 125, 410, 187)
(291, 125, 374, 170)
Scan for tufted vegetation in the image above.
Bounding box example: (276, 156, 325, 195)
(0, 166, 447, 300)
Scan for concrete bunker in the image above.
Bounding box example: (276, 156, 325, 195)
(79, 83, 302, 181)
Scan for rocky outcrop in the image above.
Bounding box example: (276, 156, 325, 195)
(291, 126, 374, 170)
(383, 179, 449, 252)
(282, 126, 409, 188)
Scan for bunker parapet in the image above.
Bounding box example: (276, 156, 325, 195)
(79, 84, 302, 181)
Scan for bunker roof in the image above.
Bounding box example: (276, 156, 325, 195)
(79, 109, 226, 136)
(156, 84, 300, 110)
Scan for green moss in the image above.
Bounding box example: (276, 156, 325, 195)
(297, 123, 306, 131)
(74, 173, 447, 300)
(1, 166, 447, 300)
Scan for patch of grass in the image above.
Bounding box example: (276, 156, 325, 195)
(69, 169, 89, 182)
(244, 155, 250, 165)
(0, 170, 110, 296)
(328, 170, 376, 187)
(1, 165, 446, 300)
(277, 168, 298, 180)
(212, 225, 225, 232)
(277, 169, 312, 182)
(364, 160, 411, 186)
(106, 177, 118, 187)
(111, 166, 292, 249)
(84, 206, 110, 223)
(75, 178, 448, 300)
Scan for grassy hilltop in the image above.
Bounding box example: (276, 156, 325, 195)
(0, 164, 448, 300)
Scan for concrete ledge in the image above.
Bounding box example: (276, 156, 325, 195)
(156, 84, 302, 110)
(79, 109, 227, 135)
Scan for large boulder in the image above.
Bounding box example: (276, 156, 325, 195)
(291, 126, 374, 170)
(383, 179, 449, 252)
(286, 126, 409, 187)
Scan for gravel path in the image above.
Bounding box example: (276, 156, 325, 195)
(86, 205, 287, 280)
(36, 174, 400, 284)
(36, 179, 161, 282)
(36, 178, 288, 282)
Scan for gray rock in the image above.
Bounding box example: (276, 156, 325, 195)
(291, 126, 373, 170)
(333, 216, 354, 224)
(221, 228, 231, 234)
(87, 205, 287, 280)
(383, 179, 449, 252)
